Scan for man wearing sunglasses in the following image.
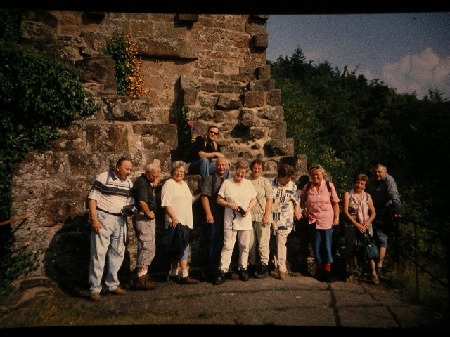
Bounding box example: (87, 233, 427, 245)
(187, 125, 229, 184)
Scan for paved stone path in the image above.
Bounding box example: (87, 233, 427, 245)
(1, 272, 443, 335)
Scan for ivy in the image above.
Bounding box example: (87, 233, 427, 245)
(0, 42, 98, 220)
(104, 32, 147, 97)
(1, 17, 98, 287)
(104, 32, 132, 96)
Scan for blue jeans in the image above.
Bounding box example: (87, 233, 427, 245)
(312, 227, 334, 264)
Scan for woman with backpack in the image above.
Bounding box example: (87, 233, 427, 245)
(300, 165, 340, 282)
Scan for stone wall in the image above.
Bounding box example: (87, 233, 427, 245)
(9, 11, 307, 288)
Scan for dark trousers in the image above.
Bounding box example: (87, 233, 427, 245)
(208, 220, 224, 278)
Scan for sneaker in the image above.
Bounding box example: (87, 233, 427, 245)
(110, 286, 127, 295)
(178, 276, 200, 284)
(213, 272, 226, 285)
(90, 292, 101, 301)
(238, 269, 249, 282)
(134, 275, 158, 290)
(256, 263, 269, 279)
(279, 271, 289, 281)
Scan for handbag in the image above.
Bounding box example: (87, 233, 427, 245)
(364, 234, 379, 260)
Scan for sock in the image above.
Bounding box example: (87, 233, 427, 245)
(181, 269, 188, 278)
(169, 269, 178, 277)
(324, 263, 331, 272)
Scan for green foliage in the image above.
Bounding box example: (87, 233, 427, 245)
(0, 8, 21, 44)
(0, 42, 98, 220)
(103, 32, 135, 96)
(1, 15, 98, 289)
(270, 47, 450, 314)
(270, 47, 450, 213)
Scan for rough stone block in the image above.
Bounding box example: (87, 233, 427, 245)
(267, 89, 281, 106)
(244, 91, 265, 107)
(253, 33, 268, 49)
(86, 124, 129, 152)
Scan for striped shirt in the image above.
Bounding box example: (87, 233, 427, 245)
(88, 170, 133, 214)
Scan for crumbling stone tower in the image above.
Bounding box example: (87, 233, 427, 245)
(10, 11, 306, 285)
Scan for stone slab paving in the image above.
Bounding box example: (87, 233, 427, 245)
(0, 273, 446, 335)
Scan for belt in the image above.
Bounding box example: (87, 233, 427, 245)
(96, 207, 123, 216)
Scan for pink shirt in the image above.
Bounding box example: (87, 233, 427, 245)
(303, 180, 340, 230)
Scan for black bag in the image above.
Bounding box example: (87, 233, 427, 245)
(162, 223, 191, 260)
(364, 234, 379, 260)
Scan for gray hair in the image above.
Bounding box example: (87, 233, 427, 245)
(308, 164, 329, 180)
(235, 159, 249, 170)
(171, 161, 188, 174)
(144, 163, 161, 173)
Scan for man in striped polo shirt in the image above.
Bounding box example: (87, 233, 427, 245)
(87, 156, 134, 301)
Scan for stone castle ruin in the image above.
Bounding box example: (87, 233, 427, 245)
(9, 11, 307, 287)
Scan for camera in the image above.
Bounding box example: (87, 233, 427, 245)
(237, 206, 246, 216)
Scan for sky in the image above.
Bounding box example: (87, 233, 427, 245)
(266, 13, 450, 99)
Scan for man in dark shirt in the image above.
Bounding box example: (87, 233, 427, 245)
(130, 163, 162, 290)
(187, 125, 228, 184)
(200, 156, 229, 282)
(366, 163, 402, 272)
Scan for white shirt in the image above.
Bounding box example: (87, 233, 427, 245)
(161, 178, 195, 229)
(218, 177, 257, 230)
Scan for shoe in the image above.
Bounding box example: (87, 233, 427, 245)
(372, 274, 380, 285)
(270, 269, 280, 279)
(279, 271, 289, 281)
(321, 270, 331, 283)
(228, 271, 240, 280)
(213, 273, 225, 285)
(134, 275, 158, 290)
(90, 292, 101, 301)
(256, 263, 269, 279)
(178, 276, 200, 284)
(314, 270, 322, 281)
(247, 264, 257, 278)
(110, 286, 126, 295)
(238, 268, 249, 281)
(168, 275, 180, 283)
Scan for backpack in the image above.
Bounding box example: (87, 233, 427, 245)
(300, 180, 332, 206)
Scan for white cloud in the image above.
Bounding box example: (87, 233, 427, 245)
(381, 48, 450, 99)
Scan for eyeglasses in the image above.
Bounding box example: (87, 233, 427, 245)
(209, 131, 219, 135)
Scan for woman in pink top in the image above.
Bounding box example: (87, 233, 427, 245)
(300, 165, 340, 282)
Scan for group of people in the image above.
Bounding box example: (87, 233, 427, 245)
(85, 125, 402, 301)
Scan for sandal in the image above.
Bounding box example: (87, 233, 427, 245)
(372, 274, 379, 285)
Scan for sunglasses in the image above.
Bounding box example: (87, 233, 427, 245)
(209, 131, 219, 135)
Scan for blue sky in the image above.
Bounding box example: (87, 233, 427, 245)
(266, 13, 450, 99)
